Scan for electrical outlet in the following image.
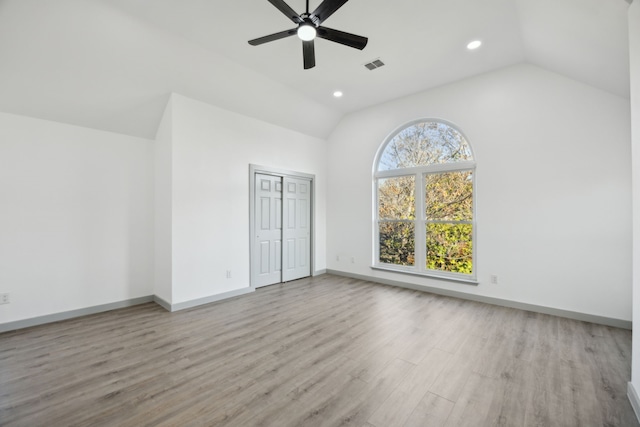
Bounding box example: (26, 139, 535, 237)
(336, 255, 339, 262)
(490, 275, 498, 285)
(0, 293, 9, 304)
(351, 257, 355, 264)
(226, 270, 231, 279)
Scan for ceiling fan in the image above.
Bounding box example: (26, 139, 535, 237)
(248, 0, 368, 70)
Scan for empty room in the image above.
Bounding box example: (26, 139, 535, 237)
(2, 0, 640, 425)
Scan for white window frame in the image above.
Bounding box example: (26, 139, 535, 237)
(372, 119, 477, 284)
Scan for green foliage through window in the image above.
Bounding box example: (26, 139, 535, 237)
(379, 222, 415, 266)
(426, 171, 473, 221)
(426, 223, 473, 274)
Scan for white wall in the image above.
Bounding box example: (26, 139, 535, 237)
(0, 112, 154, 324)
(166, 94, 327, 304)
(629, 0, 640, 408)
(327, 63, 632, 322)
(154, 99, 173, 303)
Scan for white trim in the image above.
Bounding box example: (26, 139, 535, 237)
(169, 287, 254, 312)
(374, 161, 477, 178)
(250, 164, 315, 181)
(0, 296, 154, 333)
(1, 274, 630, 333)
(0, 287, 259, 332)
(153, 295, 172, 311)
(327, 270, 632, 329)
(628, 382, 640, 422)
(416, 172, 426, 270)
(371, 265, 479, 285)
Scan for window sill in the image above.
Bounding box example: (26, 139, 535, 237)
(370, 266, 479, 285)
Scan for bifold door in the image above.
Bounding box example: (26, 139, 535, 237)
(254, 174, 283, 288)
(282, 176, 311, 282)
(252, 172, 311, 288)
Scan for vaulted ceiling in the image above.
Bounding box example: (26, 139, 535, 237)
(0, 0, 631, 139)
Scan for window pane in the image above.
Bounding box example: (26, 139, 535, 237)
(426, 171, 473, 221)
(378, 176, 415, 220)
(426, 223, 473, 274)
(378, 122, 473, 171)
(379, 222, 415, 266)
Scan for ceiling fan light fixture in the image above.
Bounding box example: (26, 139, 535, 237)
(467, 40, 482, 50)
(297, 24, 316, 41)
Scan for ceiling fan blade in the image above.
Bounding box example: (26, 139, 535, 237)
(310, 0, 349, 25)
(317, 26, 368, 50)
(248, 28, 297, 46)
(303, 40, 316, 69)
(267, 0, 304, 24)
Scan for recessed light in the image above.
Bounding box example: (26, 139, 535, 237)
(333, 91, 343, 98)
(467, 40, 482, 50)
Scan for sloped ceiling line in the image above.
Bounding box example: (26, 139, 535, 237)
(0, 0, 631, 139)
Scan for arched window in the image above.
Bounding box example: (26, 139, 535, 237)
(373, 120, 476, 282)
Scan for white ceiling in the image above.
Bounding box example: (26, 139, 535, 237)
(0, 0, 631, 139)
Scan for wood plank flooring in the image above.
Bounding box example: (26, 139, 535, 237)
(0, 274, 637, 426)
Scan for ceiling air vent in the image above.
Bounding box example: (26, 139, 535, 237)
(364, 59, 385, 70)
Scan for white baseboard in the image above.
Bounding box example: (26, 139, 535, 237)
(0, 287, 255, 332)
(153, 295, 172, 311)
(628, 382, 640, 423)
(167, 287, 254, 312)
(0, 296, 154, 333)
(3, 272, 628, 333)
(326, 269, 632, 330)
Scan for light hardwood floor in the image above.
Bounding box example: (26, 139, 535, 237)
(0, 274, 637, 426)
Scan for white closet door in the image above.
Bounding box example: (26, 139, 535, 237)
(253, 174, 282, 288)
(282, 176, 311, 282)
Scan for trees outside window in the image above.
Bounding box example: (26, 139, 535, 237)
(374, 120, 476, 280)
